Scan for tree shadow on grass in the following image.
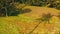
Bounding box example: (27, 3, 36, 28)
(7, 8, 32, 16)
(20, 8, 32, 14)
(11, 8, 32, 16)
(0, 8, 32, 17)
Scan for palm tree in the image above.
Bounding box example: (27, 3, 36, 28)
(29, 13, 53, 34)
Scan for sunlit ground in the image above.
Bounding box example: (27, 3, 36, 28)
(0, 6, 60, 34)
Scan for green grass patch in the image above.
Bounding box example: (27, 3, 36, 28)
(0, 15, 35, 23)
(0, 21, 19, 34)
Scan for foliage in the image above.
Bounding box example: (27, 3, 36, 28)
(16, 0, 60, 9)
(0, 0, 60, 17)
(0, 0, 21, 17)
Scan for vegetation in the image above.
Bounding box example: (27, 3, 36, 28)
(0, 22, 19, 34)
(0, 0, 17, 16)
(0, 0, 60, 34)
(0, 15, 35, 34)
(0, 0, 60, 16)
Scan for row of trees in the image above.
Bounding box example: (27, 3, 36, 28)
(15, 0, 60, 10)
(17, 0, 60, 9)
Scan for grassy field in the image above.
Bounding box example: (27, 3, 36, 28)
(0, 14, 36, 34)
(0, 6, 60, 34)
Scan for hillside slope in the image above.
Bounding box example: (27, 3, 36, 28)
(18, 6, 60, 34)
(0, 6, 60, 34)
(23, 6, 60, 18)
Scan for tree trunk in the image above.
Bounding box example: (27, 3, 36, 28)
(5, 7, 8, 17)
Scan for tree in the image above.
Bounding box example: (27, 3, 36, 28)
(29, 13, 53, 34)
(0, 0, 8, 16)
(0, 0, 20, 17)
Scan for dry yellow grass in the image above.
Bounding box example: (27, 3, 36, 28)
(23, 6, 60, 18)
(17, 6, 60, 34)
(1, 6, 60, 34)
